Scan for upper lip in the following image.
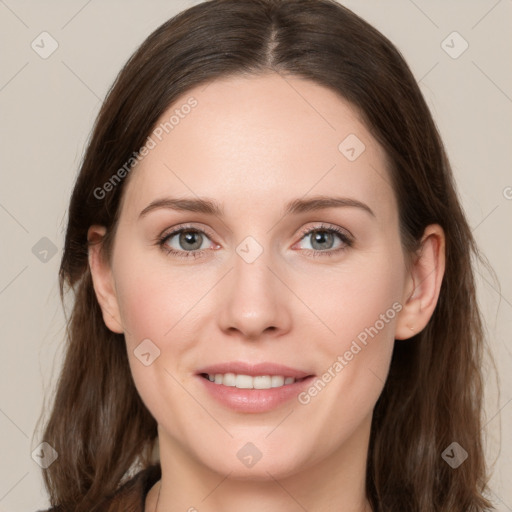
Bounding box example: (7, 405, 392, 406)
(196, 362, 314, 379)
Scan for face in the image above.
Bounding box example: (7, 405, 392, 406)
(92, 72, 416, 480)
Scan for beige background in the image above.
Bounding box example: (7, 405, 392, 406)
(0, 0, 511, 510)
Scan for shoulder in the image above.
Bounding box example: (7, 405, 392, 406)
(36, 463, 162, 512)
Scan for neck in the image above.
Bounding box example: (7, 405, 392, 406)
(149, 415, 373, 512)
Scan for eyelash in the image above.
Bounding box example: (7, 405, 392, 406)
(156, 223, 353, 259)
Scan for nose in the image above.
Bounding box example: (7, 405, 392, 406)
(216, 244, 292, 341)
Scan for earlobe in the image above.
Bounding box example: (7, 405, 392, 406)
(395, 224, 446, 340)
(87, 225, 124, 334)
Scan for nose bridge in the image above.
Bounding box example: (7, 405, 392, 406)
(234, 238, 275, 295)
(217, 235, 291, 339)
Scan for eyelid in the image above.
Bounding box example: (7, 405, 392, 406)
(295, 222, 353, 243)
(159, 223, 217, 242)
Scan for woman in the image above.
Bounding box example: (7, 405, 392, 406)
(36, 0, 495, 510)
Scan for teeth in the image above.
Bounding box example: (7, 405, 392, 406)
(205, 373, 298, 389)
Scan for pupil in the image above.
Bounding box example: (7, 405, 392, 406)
(312, 231, 333, 250)
(180, 231, 202, 250)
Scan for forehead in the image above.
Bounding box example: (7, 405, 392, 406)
(120, 72, 396, 225)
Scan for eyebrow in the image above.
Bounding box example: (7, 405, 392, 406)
(138, 195, 375, 219)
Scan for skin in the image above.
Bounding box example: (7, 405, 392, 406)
(88, 72, 445, 512)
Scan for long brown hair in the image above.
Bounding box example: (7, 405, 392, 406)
(34, 0, 496, 510)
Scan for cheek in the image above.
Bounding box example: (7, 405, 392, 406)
(113, 260, 204, 425)
(309, 248, 404, 349)
(113, 250, 211, 347)
(297, 250, 403, 427)
(111, 251, 217, 405)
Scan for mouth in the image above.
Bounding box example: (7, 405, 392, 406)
(195, 362, 316, 413)
(198, 372, 310, 389)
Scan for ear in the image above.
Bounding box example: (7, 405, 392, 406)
(395, 224, 446, 340)
(87, 225, 124, 334)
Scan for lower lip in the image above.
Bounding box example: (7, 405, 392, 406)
(197, 374, 316, 413)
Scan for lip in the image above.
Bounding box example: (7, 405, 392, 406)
(195, 361, 315, 413)
(196, 361, 312, 379)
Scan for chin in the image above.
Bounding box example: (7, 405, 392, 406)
(199, 447, 309, 481)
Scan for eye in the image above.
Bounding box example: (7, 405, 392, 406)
(294, 223, 353, 257)
(156, 223, 353, 259)
(158, 226, 216, 259)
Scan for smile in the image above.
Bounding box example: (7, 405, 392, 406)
(200, 373, 308, 389)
